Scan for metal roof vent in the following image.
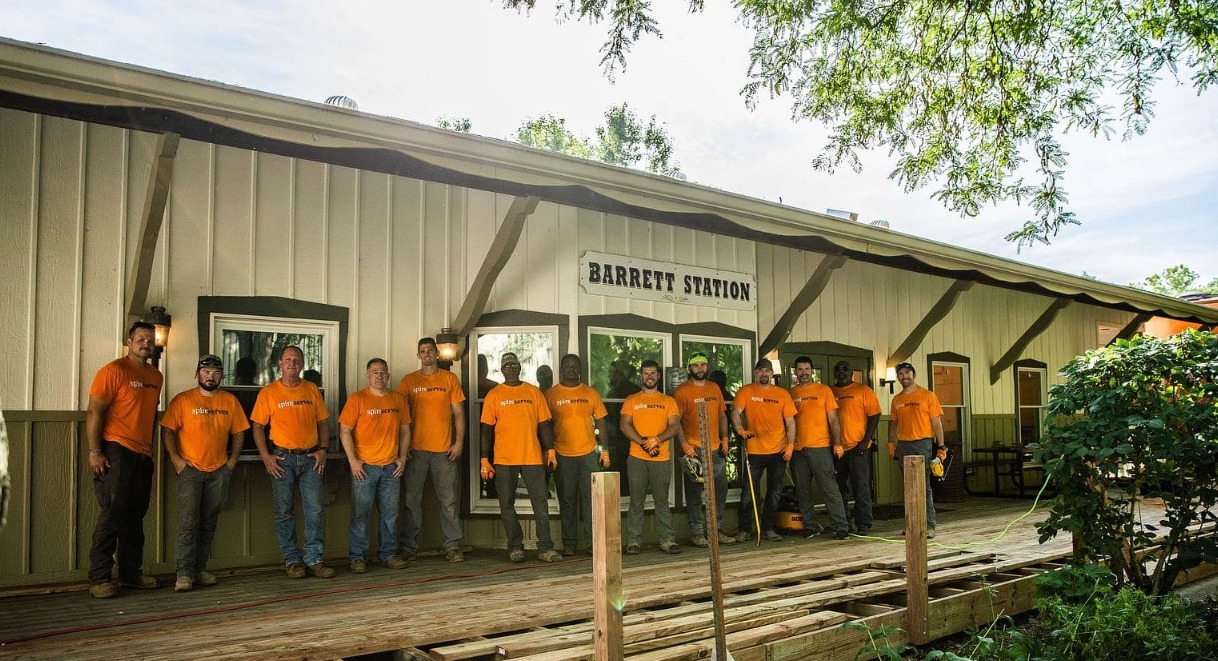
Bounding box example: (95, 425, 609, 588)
(324, 95, 359, 110)
(870, 220, 891, 229)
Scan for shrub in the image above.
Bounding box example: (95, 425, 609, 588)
(1038, 586, 1216, 660)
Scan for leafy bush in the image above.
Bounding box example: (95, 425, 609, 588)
(1038, 587, 1216, 660)
(1035, 329, 1218, 594)
(1034, 563, 1115, 604)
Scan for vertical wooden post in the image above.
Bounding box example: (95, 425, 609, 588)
(903, 455, 929, 645)
(697, 401, 729, 659)
(592, 472, 624, 661)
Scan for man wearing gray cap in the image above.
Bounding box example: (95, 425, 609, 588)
(160, 355, 250, 591)
(480, 352, 563, 563)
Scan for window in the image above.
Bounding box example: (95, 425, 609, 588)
(930, 360, 972, 455)
(589, 327, 672, 506)
(468, 326, 559, 514)
(679, 335, 750, 494)
(1016, 365, 1048, 446)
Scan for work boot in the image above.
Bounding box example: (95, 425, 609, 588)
(350, 559, 367, 574)
(174, 576, 194, 592)
(736, 531, 754, 542)
(445, 549, 465, 563)
(834, 530, 850, 540)
(625, 543, 641, 555)
(717, 531, 736, 545)
(120, 575, 160, 590)
(509, 548, 526, 563)
(89, 581, 118, 599)
(690, 535, 709, 548)
(659, 541, 681, 554)
(385, 556, 410, 569)
(562, 546, 576, 557)
(537, 549, 563, 563)
(195, 571, 218, 587)
(307, 562, 336, 578)
(763, 530, 783, 542)
(286, 561, 307, 579)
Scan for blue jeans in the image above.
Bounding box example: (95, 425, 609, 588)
(835, 444, 874, 531)
(556, 450, 600, 549)
(494, 464, 554, 551)
(400, 450, 463, 555)
(626, 456, 673, 546)
(349, 462, 401, 562)
(739, 452, 785, 534)
(791, 447, 849, 533)
(175, 464, 232, 577)
(269, 452, 326, 565)
(895, 439, 937, 530)
(683, 450, 728, 537)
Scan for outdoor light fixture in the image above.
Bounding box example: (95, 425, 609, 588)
(143, 305, 172, 366)
(879, 366, 898, 394)
(436, 327, 459, 362)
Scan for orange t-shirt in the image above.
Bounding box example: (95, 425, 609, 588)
(733, 384, 796, 455)
(545, 383, 608, 457)
(480, 382, 551, 466)
(339, 388, 411, 466)
(160, 388, 250, 471)
(832, 382, 882, 450)
(673, 380, 726, 451)
(89, 357, 164, 456)
(622, 391, 680, 462)
(891, 387, 944, 441)
(396, 369, 465, 453)
(251, 380, 329, 450)
(790, 383, 839, 449)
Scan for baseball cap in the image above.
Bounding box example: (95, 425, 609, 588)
(754, 358, 773, 370)
(895, 361, 916, 374)
(197, 354, 223, 369)
(500, 352, 521, 367)
(686, 352, 709, 366)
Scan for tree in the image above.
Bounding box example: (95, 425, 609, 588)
(1035, 330, 1218, 595)
(502, 1, 1218, 248)
(436, 116, 473, 132)
(515, 103, 682, 176)
(1137, 264, 1218, 296)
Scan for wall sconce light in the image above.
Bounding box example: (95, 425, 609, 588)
(143, 305, 172, 363)
(879, 366, 898, 394)
(436, 327, 459, 362)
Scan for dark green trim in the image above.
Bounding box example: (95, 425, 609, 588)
(472, 310, 570, 364)
(196, 296, 350, 400)
(1013, 358, 1047, 370)
(0, 410, 87, 422)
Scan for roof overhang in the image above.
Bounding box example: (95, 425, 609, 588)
(3, 37, 1215, 325)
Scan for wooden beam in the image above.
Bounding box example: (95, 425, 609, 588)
(592, 472, 623, 661)
(1109, 313, 1152, 346)
(124, 132, 180, 324)
(451, 195, 540, 339)
(989, 299, 1071, 384)
(903, 455, 929, 645)
(887, 280, 973, 368)
(759, 254, 847, 356)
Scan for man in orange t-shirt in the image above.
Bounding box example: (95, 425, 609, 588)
(161, 354, 249, 592)
(620, 360, 682, 555)
(85, 321, 163, 598)
(673, 352, 734, 548)
(888, 362, 946, 536)
(546, 353, 609, 555)
(731, 358, 796, 542)
(251, 345, 333, 579)
(340, 358, 412, 573)
(831, 360, 882, 535)
(788, 356, 849, 540)
(396, 337, 467, 563)
(480, 352, 562, 563)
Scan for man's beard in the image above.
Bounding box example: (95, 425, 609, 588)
(199, 380, 220, 392)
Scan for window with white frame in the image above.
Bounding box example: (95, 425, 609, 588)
(468, 325, 560, 514)
(1016, 365, 1048, 447)
(930, 360, 972, 456)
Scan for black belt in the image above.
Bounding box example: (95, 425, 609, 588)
(276, 445, 322, 456)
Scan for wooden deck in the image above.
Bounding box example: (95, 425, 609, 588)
(0, 497, 1172, 660)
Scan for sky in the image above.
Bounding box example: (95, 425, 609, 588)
(3, 0, 1216, 288)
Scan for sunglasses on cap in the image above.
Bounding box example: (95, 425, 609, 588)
(197, 356, 223, 369)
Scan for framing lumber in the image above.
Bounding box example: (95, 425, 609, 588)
(759, 253, 847, 356)
(451, 195, 540, 340)
(1109, 312, 1153, 345)
(903, 455, 929, 645)
(592, 472, 623, 661)
(124, 131, 180, 324)
(989, 298, 1071, 383)
(887, 280, 974, 368)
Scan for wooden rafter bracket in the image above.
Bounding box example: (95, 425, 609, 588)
(759, 253, 848, 356)
(124, 131, 180, 324)
(1109, 313, 1152, 346)
(990, 298, 1072, 384)
(887, 280, 974, 368)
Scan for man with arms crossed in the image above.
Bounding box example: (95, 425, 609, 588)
(620, 360, 682, 555)
(340, 358, 412, 573)
(788, 356, 849, 540)
(397, 337, 467, 563)
(887, 362, 947, 538)
(161, 354, 249, 592)
(545, 354, 610, 556)
(831, 360, 881, 535)
(672, 352, 735, 548)
(480, 352, 563, 563)
(252, 346, 334, 578)
(731, 358, 796, 543)
(86, 321, 164, 598)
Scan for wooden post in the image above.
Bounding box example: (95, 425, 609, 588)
(903, 455, 929, 645)
(592, 472, 624, 661)
(697, 401, 729, 659)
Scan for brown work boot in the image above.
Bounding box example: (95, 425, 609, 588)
(195, 571, 218, 587)
(445, 548, 465, 563)
(537, 549, 563, 563)
(89, 581, 118, 599)
(119, 575, 160, 590)
(690, 535, 709, 548)
(285, 561, 307, 579)
(174, 576, 194, 592)
(308, 562, 336, 578)
(763, 530, 783, 542)
(717, 531, 736, 545)
(384, 556, 410, 569)
(350, 559, 367, 574)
